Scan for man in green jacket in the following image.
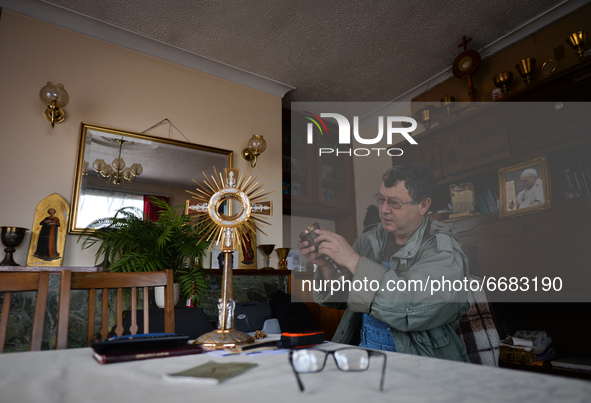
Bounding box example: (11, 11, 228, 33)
(300, 164, 470, 362)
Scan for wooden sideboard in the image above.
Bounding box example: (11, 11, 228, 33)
(0, 266, 101, 272)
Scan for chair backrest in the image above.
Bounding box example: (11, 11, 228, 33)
(0, 271, 50, 353)
(56, 270, 175, 349)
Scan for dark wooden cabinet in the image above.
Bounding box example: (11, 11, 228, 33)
(282, 109, 358, 338)
(282, 109, 356, 219)
(441, 112, 511, 176)
(282, 109, 358, 242)
(402, 59, 591, 378)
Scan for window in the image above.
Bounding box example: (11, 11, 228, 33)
(77, 188, 143, 228)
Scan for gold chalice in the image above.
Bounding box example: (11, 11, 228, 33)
(258, 244, 275, 269)
(493, 71, 513, 95)
(440, 96, 455, 120)
(567, 31, 587, 62)
(515, 58, 536, 86)
(416, 106, 434, 130)
(275, 248, 290, 270)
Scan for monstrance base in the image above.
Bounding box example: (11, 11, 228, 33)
(193, 328, 254, 349)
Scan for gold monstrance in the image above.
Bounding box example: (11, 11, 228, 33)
(186, 168, 272, 349)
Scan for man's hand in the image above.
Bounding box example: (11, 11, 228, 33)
(298, 235, 330, 269)
(298, 229, 360, 275)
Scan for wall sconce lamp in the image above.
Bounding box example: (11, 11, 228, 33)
(241, 134, 266, 168)
(39, 81, 69, 128)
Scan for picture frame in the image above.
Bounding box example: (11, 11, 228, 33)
(237, 228, 257, 269)
(27, 193, 69, 266)
(498, 156, 551, 218)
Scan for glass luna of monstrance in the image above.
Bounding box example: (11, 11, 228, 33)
(186, 167, 272, 349)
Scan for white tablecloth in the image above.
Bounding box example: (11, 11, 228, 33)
(0, 345, 590, 403)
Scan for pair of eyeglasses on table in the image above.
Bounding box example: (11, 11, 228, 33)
(289, 346, 387, 392)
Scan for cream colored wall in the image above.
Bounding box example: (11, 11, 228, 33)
(352, 103, 418, 235)
(0, 11, 283, 268)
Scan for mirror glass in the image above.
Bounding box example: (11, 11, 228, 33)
(69, 123, 233, 234)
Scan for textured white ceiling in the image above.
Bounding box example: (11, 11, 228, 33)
(23, 0, 585, 104)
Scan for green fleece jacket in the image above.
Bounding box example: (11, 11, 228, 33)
(314, 216, 470, 362)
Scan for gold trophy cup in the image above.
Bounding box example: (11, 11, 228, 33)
(515, 58, 536, 86)
(567, 31, 587, 62)
(493, 71, 514, 95)
(275, 248, 290, 270)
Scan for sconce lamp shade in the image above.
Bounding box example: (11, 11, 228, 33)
(39, 82, 69, 107)
(247, 134, 266, 154)
(39, 81, 69, 128)
(242, 134, 266, 168)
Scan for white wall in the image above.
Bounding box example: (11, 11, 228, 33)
(0, 11, 283, 268)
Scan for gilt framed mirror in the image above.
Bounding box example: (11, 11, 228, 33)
(69, 123, 233, 234)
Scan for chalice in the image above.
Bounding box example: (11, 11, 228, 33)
(515, 58, 536, 86)
(567, 31, 587, 62)
(493, 71, 513, 95)
(275, 248, 290, 270)
(0, 226, 28, 266)
(416, 106, 434, 130)
(258, 244, 275, 269)
(440, 96, 455, 120)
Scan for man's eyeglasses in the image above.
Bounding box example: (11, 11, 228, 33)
(373, 193, 414, 210)
(289, 347, 387, 392)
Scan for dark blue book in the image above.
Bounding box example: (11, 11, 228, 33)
(475, 193, 489, 214)
(484, 189, 499, 213)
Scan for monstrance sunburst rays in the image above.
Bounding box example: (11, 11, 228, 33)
(184, 167, 272, 349)
(186, 167, 273, 252)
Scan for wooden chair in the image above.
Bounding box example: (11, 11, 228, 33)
(0, 271, 50, 353)
(56, 270, 175, 349)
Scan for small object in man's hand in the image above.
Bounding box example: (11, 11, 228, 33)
(300, 222, 347, 277)
(254, 330, 267, 340)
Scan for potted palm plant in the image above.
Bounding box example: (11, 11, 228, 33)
(79, 197, 209, 306)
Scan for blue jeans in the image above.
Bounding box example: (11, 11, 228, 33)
(359, 313, 397, 352)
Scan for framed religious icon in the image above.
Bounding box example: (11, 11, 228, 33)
(498, 156, 551, 218)
(237, 228, 257, 269)
(27, 193, 69, 266)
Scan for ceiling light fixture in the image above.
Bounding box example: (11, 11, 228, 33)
(241, 134, 266, 168)
(92, 139, 143, 185)
(39, 82, 69, 128)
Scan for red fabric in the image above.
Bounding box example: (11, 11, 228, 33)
(143, 195, 169, 222)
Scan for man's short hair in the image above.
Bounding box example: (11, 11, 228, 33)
(520, 168, 538, 178)
(382, 164, 436, 203)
